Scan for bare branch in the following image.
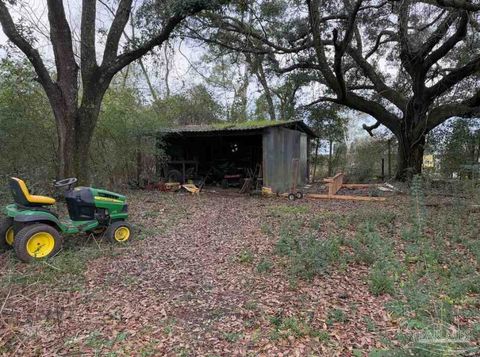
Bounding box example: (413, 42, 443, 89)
(333, 0, 363, 99)
(0, 1, 55, 94)
(81, 0, 98, 82)
(423, 11, 468, 69)
(427, 90, 480, 130)
(426, 55, 480, 98)
(363, 121, 381, 136)
(102, 0, 133, 66)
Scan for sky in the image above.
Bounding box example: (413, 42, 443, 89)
(0, 0, 377, 146)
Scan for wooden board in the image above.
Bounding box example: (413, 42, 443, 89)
(325, 173, 344, 196)
(307, 193, 386, 202)
(341, 183, 376, 189)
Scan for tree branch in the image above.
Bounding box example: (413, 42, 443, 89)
(106, 14, 185, 76)
(46, 0, 78, 89)
(427, 90, 480, 130)
(362, 121, 381, 136)
(333, 0, 363, 99)
(102, 0, 133, 66)
(0, 1, 55, 94)
(423, 11, 468, 69)
(426, 55, 480, 98)
(347, 46, 408, 111)
(419, 11, 459, 58)
(81, 0, 98, 82)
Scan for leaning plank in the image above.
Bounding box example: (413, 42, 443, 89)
(326, 173, 344, 196)
(307, 194, 386, 202)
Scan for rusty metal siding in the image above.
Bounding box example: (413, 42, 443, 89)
(263, 127, 309, 193)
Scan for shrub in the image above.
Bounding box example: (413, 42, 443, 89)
(256, 259, 273, 273)
(369, 262, 395, 296)
(276, 225, 341, 280)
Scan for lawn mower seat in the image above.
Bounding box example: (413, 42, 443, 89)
(9, 177, 56, 206)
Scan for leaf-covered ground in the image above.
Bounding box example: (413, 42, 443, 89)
(0, 189, 479, 356)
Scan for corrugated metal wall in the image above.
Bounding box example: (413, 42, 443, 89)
(262, 127, 309, 193)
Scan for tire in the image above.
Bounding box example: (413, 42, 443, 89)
(296, 191, 304, 199)
(167, 169, 182, 183)
(14, 224, 63, 263)
(288, 193, 296, 201)
(106, 221, 133, 244)
(0, 217, 14, 251)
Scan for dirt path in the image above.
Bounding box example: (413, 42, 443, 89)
(1, 192, 399, 356)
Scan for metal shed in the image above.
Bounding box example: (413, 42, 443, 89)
(156, 120, 317, 192)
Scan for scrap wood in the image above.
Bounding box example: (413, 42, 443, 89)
(182, 184, 200, 195)
(324, 173, 344, 196)
(342, 184, 376, 189)
(307, 193, 386, 202)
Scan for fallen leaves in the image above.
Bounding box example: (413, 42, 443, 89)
(0, 192, 419, 355)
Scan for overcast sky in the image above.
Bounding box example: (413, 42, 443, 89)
(0, 0, 376, 146)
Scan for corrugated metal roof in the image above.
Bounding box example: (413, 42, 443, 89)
(157, 119, 318, 137)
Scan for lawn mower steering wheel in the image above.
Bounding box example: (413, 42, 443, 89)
(54, 177, 78, 189)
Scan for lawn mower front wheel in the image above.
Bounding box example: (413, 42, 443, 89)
(106, 221, 133, 244)
(0, 217, 14, 251)
(14, 224, 63, 262)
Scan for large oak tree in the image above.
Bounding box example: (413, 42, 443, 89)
(191, 0, 480, 180)
(0, 0, 222, 182)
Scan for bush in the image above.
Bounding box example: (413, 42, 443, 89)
(349, 223, 391, 266)
(369, 262, 395, 296)
(276, 224, 341, 280)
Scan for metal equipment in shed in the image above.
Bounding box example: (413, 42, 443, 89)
(153, 120, 317, 193)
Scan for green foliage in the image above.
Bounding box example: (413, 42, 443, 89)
(347, 135, 395, 182)
(276, 223, 341, 280)
(153, 84, 222, 126)
(0, 59, 56, 184)
(256, 258, 273, 273)
(326, 308, 347, 325)
(268, 315, 321, 340)
(349, 223, 393, 266)
(237, 249, 254, 264)
(368, 261, 395, 296)
(439, 119, 480, 178)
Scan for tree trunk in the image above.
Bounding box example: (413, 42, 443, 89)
(55, 112, 76, 179)
(51, 83, 106, 183)
(73, 86, 107, 184)
(395, 132, 425, 181)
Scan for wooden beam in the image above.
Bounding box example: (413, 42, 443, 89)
(307, 193, 386, 202)
(341, 183, 376, 189)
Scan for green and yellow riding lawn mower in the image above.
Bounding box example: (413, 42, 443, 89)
(0, 177, 133, 262)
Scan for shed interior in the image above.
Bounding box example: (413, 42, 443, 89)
(160, 131, 264, 186)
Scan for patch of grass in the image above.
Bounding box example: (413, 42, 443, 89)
(260, 223, 273, 236)
(237, 249, 254, 264)
(348, 223, 392, 266)
(256, 258, 273, 273)
(326, 308, 347, 325)
(276, 222, 341, 280)
(222, 331, 242, 343)
(244, 300, 258, 311)
(268, 315, 320, 340)
(369, 262, 395, 296)
(269, 204, 309, 217)
(85, 330, 128, 352)
(1, 242, 105, 290)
